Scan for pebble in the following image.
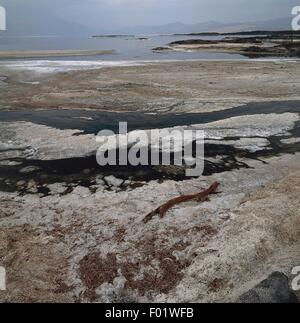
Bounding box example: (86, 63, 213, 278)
(19, 166, 40, 174)
(104, 175, 124, 187)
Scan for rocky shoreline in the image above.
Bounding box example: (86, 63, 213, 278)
(153, 32, 300, 58)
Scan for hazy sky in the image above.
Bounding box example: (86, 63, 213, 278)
(1, 0, 299, 31)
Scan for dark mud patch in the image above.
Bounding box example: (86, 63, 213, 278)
(1, 127, 300, 195)
(0, 142, 267, 195)
(0, 101, 299, 194)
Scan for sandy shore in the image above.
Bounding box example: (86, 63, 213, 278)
(0, 49, 115, 59)
(1, 60, 300, 113)
(0, 59, 299, 303)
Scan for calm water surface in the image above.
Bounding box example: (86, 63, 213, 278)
(0, 34, 247, 61)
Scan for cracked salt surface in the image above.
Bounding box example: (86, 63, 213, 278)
(0, 110, 299, 199)
(280, 137, 300, 145)
(206, 138, 271, 152)
(0, 113, 298, 162)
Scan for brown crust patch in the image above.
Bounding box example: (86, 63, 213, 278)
(208, 278, 228, 293)
(79, 252, 118, 299)
(79, 241, 192, 299)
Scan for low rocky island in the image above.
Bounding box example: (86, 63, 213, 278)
(153, 31, 300, 58)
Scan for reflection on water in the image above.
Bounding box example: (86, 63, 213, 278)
(0, 34, 246, 61)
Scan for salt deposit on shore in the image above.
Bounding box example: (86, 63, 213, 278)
(0, 60, 299, 303)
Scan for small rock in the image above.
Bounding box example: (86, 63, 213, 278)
(47, 183, 67, 195)
(8, 161, 22, 166)
(95, 175, 104, 185)
(28, 187, 38, 194)
(237, 272, 298, 303)
(27, 180, 39, 194)
(19, 166, 40, 174)
(16, 180, 26, 187)
(104, 175, 124, 187)
(72, 186, 91, 198)
(27, 179, 37, 189)
(153, 46, 170, 51)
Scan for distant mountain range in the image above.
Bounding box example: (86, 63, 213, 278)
(0, 16, 293, 37)
(116, 17, 293, 35)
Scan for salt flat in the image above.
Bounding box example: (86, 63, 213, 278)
(0, 49, 115, 59)
(0, 59, 299, 302)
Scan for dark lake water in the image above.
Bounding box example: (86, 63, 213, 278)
(1, 101, 299, 134)
(0, 34, 247, 61)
